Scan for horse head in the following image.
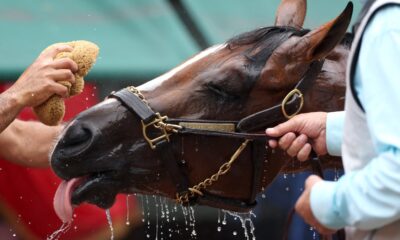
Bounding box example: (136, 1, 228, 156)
(51, 1, 352, 213)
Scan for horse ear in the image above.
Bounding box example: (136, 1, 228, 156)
(291, 1, 353, 61)
(275, 0, 307, 29)
(259, 2, 353, 89)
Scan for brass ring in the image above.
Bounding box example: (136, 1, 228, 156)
(281, 89, 304, 119)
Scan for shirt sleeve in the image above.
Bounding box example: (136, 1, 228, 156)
(309, 6, 400, 230)
(326, 111, 345, 156)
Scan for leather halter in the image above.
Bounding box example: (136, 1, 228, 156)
(108, 59, 324, 212)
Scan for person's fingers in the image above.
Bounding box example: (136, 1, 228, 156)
(278, 132, 296, 150)
(268, 139, 278, 148)
(305, 175, 322, 188)
(266, 117, 300, 137)
(51, 69, 76, 83)
(286, 134, 308, 157)
(48, 82, 69, 98)
(51, 58, 78, 73)
(41, 44, 73, 59)
(297, 143, 312, 161)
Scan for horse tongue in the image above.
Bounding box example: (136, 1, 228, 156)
(54, 178, 82, 223)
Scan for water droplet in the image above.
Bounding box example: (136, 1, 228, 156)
(12, 233, 16, 237)
(261, 194, 266, 199)
(233, 231, 237, 236)
(217, 226, 221, 232)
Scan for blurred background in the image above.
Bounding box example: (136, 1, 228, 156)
(0, 0, 360, 239)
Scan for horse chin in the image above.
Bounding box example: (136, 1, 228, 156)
(70, 172, 120, 209)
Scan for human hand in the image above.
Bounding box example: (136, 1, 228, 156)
(7, 44, 78, 108)
(265, 112, 327, 161)
(296, 175, 336, 235)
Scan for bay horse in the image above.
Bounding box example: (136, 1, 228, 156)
(51, 0, 352, 218)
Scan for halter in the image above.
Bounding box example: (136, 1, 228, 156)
(108, 60, 324, 212)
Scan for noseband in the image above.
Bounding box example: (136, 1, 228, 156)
(108, 60, 324, 212)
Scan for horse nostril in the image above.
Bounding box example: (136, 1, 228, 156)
(62, 123, 93, 148)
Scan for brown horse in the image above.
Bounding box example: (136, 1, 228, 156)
(51, 0, 352, 215)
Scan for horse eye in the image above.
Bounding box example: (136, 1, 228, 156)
(206, 83, 239, 100)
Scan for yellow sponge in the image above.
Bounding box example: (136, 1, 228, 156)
(33, 41, 99, 126)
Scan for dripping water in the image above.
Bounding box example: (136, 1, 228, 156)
(46, 222, 71, 240)
(146, 195, 151, 237)
(223, 210, 257, 240)
(188, 206, 197, 238)
(105, 209, 114, 240)
(222, 211, 227, 225)
(217, 209, 222, 231)
(126, 194, 130, 226)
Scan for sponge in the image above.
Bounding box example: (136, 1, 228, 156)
(33, 41, 99, 126)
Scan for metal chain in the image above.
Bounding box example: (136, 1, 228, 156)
(126, 86, 150, 106)
(176, 139, 250, 204)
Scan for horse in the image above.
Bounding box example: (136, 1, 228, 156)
(51, 0, 352, 215)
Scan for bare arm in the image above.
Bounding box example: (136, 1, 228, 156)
(0, 91, 24, 133)
(0, 119, 62, 167)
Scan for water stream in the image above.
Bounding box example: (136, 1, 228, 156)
(126, 194, 131, 226)
(132, 194, 260, 240)
(46, 222, 71, 240)
(223, 210, 256, 240)
(105, 209, 114, 240)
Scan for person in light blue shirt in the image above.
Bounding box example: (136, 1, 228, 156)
(266, 1, 400, 237)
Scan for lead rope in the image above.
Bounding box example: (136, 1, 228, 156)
(282, 152, 345, 240)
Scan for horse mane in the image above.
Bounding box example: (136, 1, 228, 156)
(227, 26, 308, 66)
(226, 26, 353, 73)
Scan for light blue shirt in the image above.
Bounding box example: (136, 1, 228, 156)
(310, 6, 400, 229)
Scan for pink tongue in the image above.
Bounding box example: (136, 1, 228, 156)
(54, 178, 82, 223)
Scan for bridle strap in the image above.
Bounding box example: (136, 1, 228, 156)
(237, 60, 325, 132)
(110, 86, 156, 124)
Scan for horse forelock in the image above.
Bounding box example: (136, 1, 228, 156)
(138, 44, 226, 92)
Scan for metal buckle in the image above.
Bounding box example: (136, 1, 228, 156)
(281, 89, 304, 119)
(141, 113, 170, 149)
